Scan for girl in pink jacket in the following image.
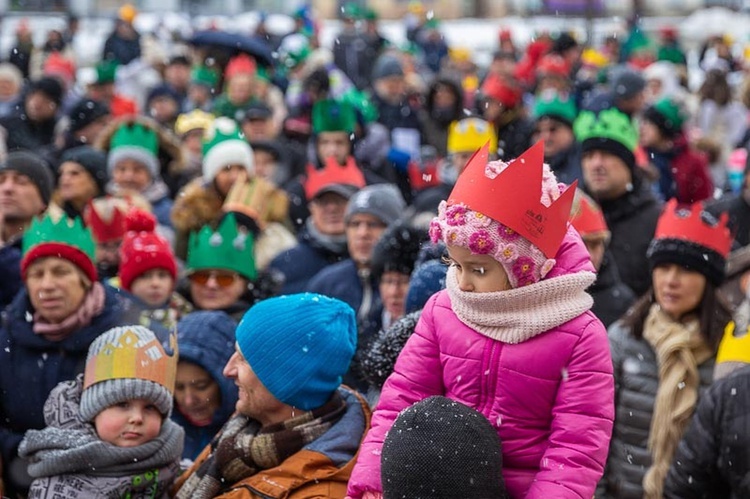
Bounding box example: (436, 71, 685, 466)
(347, 142, 615, 499)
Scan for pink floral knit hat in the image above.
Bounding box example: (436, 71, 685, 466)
(429, 142, 574, 288)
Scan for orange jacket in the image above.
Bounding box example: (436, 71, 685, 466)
(172, 387, 371, 499)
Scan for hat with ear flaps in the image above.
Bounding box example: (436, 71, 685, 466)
(429, 141, 576, 287)
(647, 199, 731, 286)
(21, 214, 97, 283)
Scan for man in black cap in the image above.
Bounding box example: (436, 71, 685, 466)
(584, 65, 647, 118)
(0, 150, 53, 307)
(0, 77, 63, 155)
(59, 98, 111, 154)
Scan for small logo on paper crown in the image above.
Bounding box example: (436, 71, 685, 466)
(654, 199, 731, 258)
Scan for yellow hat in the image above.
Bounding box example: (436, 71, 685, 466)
(450, 47, 472, 63)
(581, 48, 609, 68)
(717, 322, 750, 364)
(447, 118, 498, 155)
(118, 3, 137, 23)
(174, 109, 215, 136)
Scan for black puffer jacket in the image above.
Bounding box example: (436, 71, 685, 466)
(589, 252, 636, 328)
(664, 364, 750, 499)
(595, 180, 662, 297)
(599, 321, 715, 499)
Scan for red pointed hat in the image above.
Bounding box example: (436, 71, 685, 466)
(447, 141, 576, 258)
(569, 189, 609, 240)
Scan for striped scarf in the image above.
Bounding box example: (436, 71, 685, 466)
(176, 392, 346, 499)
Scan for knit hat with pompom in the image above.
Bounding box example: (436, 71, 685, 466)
(118, 210, 177, 292)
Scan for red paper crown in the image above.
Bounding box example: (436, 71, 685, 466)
(304, 156, 366, 199)
(655, 199, 731, 258)
(225, 54, 256, 79)
(447, 141, 576, 258)
(83, 198, 128, 243)
(569, 191, 608, 238)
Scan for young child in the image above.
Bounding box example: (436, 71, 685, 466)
(19, 325, 184, 498)
(119, 209, 192, 329)
(347, 142, 615, 498)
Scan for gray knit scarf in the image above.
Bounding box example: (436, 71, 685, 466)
(19, 375, 184, 480)
(446, 265, 595, 344)
(305, 217, 348, 255)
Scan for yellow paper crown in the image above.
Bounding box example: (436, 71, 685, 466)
(84, 326, 178, 394)
(716, 322, 750, 364)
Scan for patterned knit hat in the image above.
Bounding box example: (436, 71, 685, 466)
(574, 108, 639, 170)
(647, 200, 731, 286)
(80, 325, 177, 421)
(22, 214, 97, 283)
(107, 122, 160, 179)
(235, 293, 356, 410)
(202, 117, 254, 182)
(430, 144, 569, 288)
(118, 210, 177, 292)
(381, 396, 506, 499)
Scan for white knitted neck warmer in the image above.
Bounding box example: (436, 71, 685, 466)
(445, 265, 595, 344)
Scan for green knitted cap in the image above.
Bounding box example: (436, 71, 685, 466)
(187, 213, 256, 281)
(312, 99, 357, 134)
(533, 92, 578, 125)
(96, 60, 118, 84)
(652, 97, 687, 131)
(574, 108, 638, 152)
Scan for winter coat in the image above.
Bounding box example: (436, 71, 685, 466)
(372, 93, 421, 136)
(0, 238, 22, 312)
(707, 192, 750, 248)
(172, 386, 371, 499)
(418, 78, 465, 158)
(307, 259, 383, 392)
(663, 363, 750, 499)
(589, 252, 636, 328)
(102, 29, 141, 65)
(171, 177, 289, 261)
(595, 180, 662, 297)
(547, 141, 584, 187)
(347, 228, 615, 499)
(268, 224, 349, 295)
(95, 115, 189, 199)
(0, 109, 58, 152)
(0, 284, 142, 495)
(496, 116, 534, 162)
(172, 314, 238, 461)
(20, 375, 183, 499)
(333, 30, 379, 92)
(645, 134, 713, 204)
(599, 320, 716, 499)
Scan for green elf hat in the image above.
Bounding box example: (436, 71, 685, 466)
(574, 108, 639, 170)
(533, 90, 578, 127)
(202, 117, 254, 182)
(186, 213, 256, 281)
(190, 65, 219, 89)
(312, 99, 357, 134)
(107, 122, 160, 180)
(95, 60, 118, 85)
(21, 214, 97, 283)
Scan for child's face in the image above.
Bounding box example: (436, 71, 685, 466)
(447, 244, 511, 292)
(94, 399, 162, 447)
(130, 268, 174, 307)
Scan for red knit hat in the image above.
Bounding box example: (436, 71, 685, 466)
(480, 74, 522, 108)
(118, 210, 177, 291)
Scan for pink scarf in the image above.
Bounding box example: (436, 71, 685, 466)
(33, 283, 106, 341)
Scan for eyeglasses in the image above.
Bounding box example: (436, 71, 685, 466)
(188, 270, 239, 288)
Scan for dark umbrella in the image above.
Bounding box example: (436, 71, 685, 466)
(188, 30, 275, 67)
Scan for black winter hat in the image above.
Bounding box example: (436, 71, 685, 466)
(372, 55, 404, 80)
(59, 146, 109, 195)
(610, 66, 646, 101)
(370, 222, 424, 281)
(68, 98, 110, 134)
(381, 396, 507, 499)
(0, 150, 54, 205)
(28, 77, 64, 106)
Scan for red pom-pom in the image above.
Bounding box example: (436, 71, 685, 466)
(124, 209, 156, 233)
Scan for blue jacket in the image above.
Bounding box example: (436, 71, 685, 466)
(0, 238, 22, 311)
(0, 285, 141, 485)
(171, 313, 238, 460)
(268, 226, 348, 295)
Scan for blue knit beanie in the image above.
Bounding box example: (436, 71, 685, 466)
(235, 293, 357, 410)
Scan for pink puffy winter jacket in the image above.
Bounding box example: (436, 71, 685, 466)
(347, 228, 615, 499)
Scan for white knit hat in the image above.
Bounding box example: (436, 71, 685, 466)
(202, 117, 254, 182)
